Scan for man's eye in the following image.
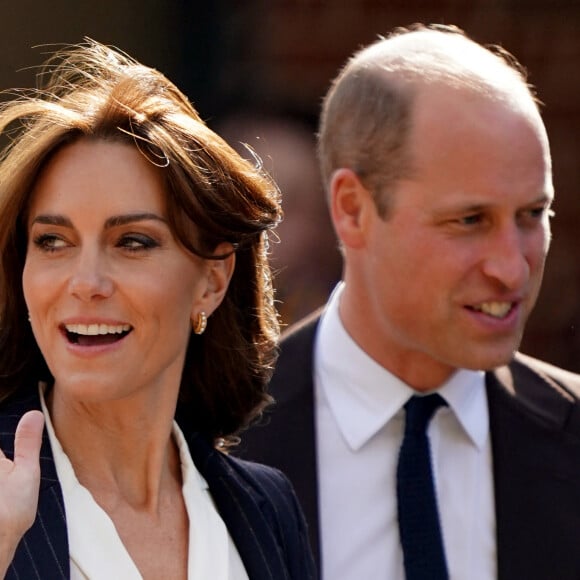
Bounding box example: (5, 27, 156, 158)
(458, 214, 482, 226)
(529, 207, 553, 219)
(517, 206, 554, 224)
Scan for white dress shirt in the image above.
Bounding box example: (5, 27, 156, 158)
(315, 284, 497, 580)
(40, 385, 248, 580)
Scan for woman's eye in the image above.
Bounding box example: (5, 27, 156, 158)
(33, 234, 67, 252)
(117, 234, 159, 251)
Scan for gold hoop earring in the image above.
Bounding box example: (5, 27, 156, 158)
(193, 312, 207, 335)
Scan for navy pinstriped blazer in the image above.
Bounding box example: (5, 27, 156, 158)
(0, 386, 316, 580)
(240, 312, 580, 580)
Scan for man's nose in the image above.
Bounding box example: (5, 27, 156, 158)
(480, 226, 530, 291)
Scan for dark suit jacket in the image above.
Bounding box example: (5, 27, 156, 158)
(239, 313, 580, 580)
(0, 386, 316, 580)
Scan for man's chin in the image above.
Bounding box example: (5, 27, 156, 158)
(455, 339, 521, 372)
(463, 351, 518, 372)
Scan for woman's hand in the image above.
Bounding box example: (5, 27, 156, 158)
(0, 410, 44, 575)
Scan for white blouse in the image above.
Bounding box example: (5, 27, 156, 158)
(40, 386, 249, 580)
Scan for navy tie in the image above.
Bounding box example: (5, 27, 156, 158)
(397, 394, 449, 580)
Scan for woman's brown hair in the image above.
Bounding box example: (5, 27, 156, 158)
(0, 40, 281, 445)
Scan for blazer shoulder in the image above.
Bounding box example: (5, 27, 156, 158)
(268, 310, 322, 401)
(224, 452, 298, 499)
(222, 454, 314, 555)
(221, 453, 312, 530)
(511, 352, 580, 398)
(490, 352, 580, 438)
(186, 433, 316, 579)
(279, 309, 323, 355)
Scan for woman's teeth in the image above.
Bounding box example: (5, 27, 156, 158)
(64, 323, 131, 336)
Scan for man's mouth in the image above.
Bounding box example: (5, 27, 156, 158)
(468, 301, 513, 319)
(63, 323, 132, 346)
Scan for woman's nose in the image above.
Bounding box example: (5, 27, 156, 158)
(67, 252, 114, 301)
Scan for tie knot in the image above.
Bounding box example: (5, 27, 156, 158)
(404, 393, 447, 433)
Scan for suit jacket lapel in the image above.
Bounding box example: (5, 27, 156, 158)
(487, 361, 580, 580)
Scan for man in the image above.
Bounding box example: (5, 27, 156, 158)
(240, 24, 580, 580)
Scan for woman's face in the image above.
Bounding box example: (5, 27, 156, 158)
(22, 138, 231, 405)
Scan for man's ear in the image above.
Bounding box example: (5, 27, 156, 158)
(330, 168, 376, 249)
(193, 242, 236, 320)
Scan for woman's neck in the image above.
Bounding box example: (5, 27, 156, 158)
(45, 383, 183, 512)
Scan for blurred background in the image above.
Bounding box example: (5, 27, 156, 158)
(2, 0, 579, 370)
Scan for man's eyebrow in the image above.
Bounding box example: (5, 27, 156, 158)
(535, 193, 555, 205)
(435, 192, 554, 213)
(30, 213, 167, 228)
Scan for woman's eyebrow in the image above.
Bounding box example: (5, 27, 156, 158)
(104, 213, 167, 228)
(30, 213, 167, 228)
(30, 214, 72, 227)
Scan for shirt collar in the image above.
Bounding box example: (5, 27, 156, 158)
(315, 283, 489, 451)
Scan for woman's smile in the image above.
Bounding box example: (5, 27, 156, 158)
(61, 321, 133, 346)
(23, 139, 211, 402)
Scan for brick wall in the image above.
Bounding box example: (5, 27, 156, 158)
(1, 1, 579, 369)
(220, 0, 580, 370)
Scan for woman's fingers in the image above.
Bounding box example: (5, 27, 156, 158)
(13, 411, 44, 468)
(0, 410, 44, 572)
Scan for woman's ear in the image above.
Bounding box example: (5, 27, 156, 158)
(329, 168, 376, 249)
(192, 242, 236, 320)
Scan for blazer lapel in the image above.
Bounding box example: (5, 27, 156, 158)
(487, 361, 580, 580)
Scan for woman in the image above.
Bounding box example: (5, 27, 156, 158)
(0, 40, 315, 579)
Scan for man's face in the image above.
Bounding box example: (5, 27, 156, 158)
(342, 86, 553, 389)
